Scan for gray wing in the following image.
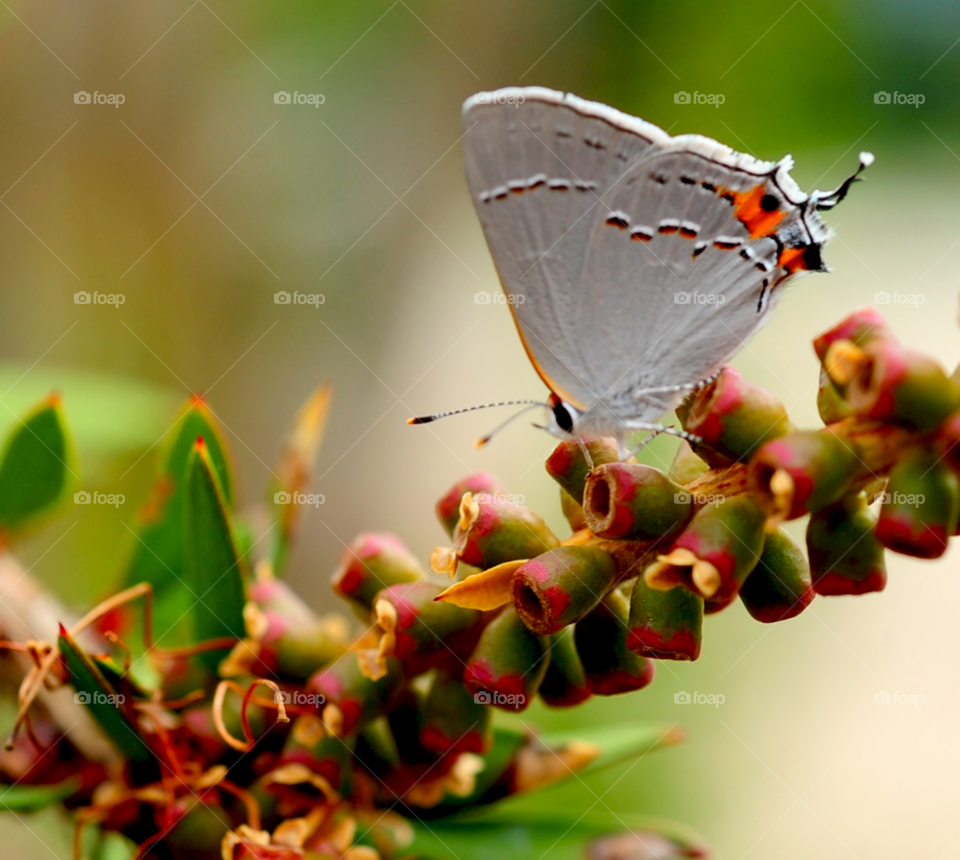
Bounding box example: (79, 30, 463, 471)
(462, 87, 671, 409)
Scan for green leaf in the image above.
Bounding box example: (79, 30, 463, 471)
(58, 626, 151, 762)
(0, 395, 73, 535)
(122, 396, 234, 606)
(0, 777, 79, 812)
(183, 438, 247, 670)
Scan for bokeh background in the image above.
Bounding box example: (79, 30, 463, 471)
(2, 1, 960, 856)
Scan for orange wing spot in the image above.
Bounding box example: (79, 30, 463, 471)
(777, 246, 809, 274)
(727, 184, 786, 238)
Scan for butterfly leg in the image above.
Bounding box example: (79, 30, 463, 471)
(625, 428, 665, 459)
(622, 421, 702, 445)
(632, 368, 722, 400)
(576, 436, 595, 471)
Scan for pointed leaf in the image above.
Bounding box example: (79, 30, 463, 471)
(58, 626, 151, 762)
(183, 438, 247, 670)
(0, 394, 73, 535)
(435, 560, 524, 610)
(0, 777, 80, 812)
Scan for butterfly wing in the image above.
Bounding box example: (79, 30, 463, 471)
(462, 87, 671, 410)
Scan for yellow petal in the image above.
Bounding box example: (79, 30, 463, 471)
(435, 559, 528, 610)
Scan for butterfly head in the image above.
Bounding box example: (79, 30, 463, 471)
(546, 393, 584, 438)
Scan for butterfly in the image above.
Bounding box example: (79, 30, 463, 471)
(410, 87, 870, 457)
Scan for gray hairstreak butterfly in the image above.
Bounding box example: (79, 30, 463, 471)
(410, 87, 871, 458)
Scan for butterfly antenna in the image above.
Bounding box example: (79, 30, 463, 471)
(475, 403, 543, 448)
(407, 399, 546, 426)
(811, 151, 874, 211)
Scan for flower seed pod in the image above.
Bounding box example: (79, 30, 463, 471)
(371, 580, 483, 676)
(817, 367, 851, 424)
(847, 340, 960, 432)
(627, 573, 703, 661)
(813, 306, 894, 363)
(436, 472, 505, 536)
(545, 436, 620, 503)
(681, 366, 794, 464)
(463, 607, 549, 712)
(875, 451, 960, 559)
(560, 487, 587, 531)
(582, 463, 692, 540)
(331, 533, 423, 613)
(644, 496, 766, 603)
(438, 492, 560, 574)
(575, 590, 655, 695)
(307, 654, 402, 736)
(750, 431, 861, 522)
(807, 496, 886, 595)
(538, 626, 592, 707)
(511, 546, 617, 635)
(420, 670, 492, 755)
(738, 528, 814, 622)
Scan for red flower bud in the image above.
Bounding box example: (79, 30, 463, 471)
(511, 546, 617, 635)
(436, 472, 505, 536)
(807, 496, 886, 595)
(627, 573, 703, 660)
(538, 626, 592, 707)
(545, 436, 620, 502)
(575, 590, 655, 695)
(681, 366, 793, 464)
(738, 528, 814, 622)
(307, 653, 402, 736)
(582, 463, 692, 541)
(420, 670, 492, 755)
(331, 532, 423, 613)
(813, 306, 893, 362)
(463, 607, 549, 712)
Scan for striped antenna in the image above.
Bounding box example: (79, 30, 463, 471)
(475, 403, 543, 447)
(407, 399, 547, 425)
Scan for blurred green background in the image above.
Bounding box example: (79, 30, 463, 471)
(2, 0, 960, 856)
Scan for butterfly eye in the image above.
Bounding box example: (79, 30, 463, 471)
(553, 401, 575, 433)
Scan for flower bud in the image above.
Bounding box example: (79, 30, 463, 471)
(644, 496, 766, 602)
(463, 607, 549, 712)
(559, 487, 587, 531)
(420, 670, 492, 755)
(817, 367, 851, 424)
(437, 493, 560, 574)
(669, 441, 710, 485)
(279, 719, 354, 792)
(538, 626, 591, 707)
(937, 412, 960, 475)
(545, 437, 620, 503)
(847, 340, 960, 432)
(575, 590, 655, 695)
(738, 528, 814, 622)
(436, 473, 505, 536)
(807, 496, 886, 595)
(749, 431, 861, 522)
(331, 533, 423, 613)
(681, 366, 793, 463)
(582, 463, 691, 540)
(875, 451, 959, 559)
(307, 654, 402, 736)
(813, 306, 893, 363)
(510, 546, 617, 635)
(627, 573, 703, 661)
